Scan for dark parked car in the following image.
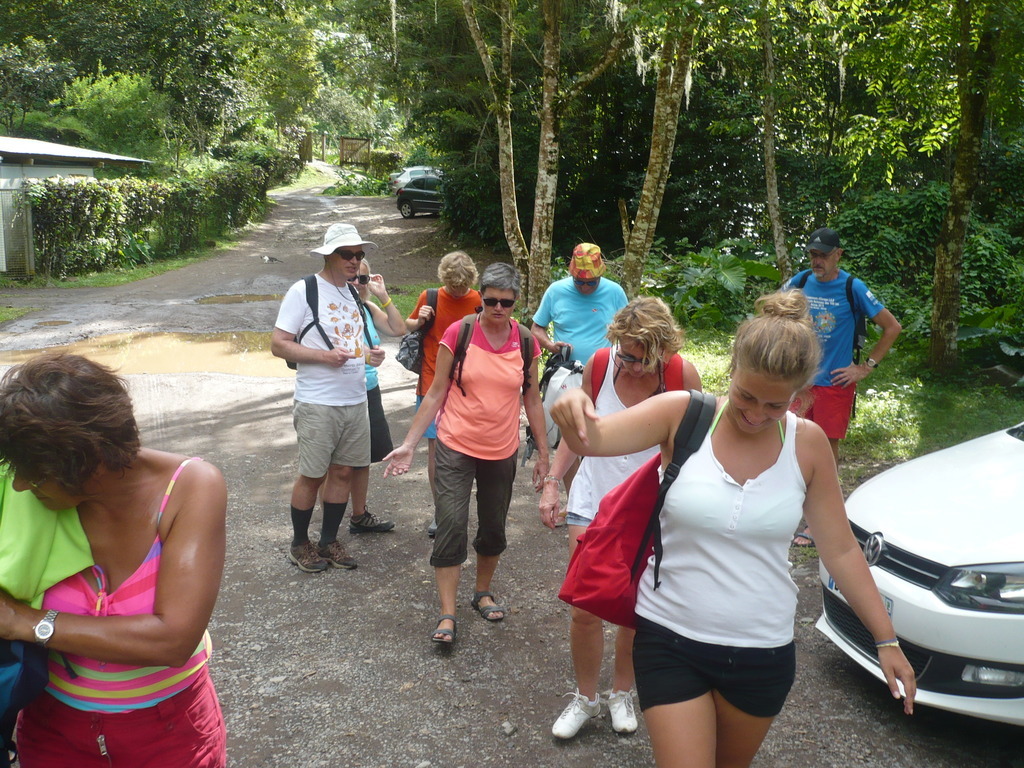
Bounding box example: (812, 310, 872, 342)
(396, 175, 443, 218)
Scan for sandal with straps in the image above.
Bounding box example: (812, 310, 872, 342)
(431, 614, 457, 644)
(471, 591, 506, 622)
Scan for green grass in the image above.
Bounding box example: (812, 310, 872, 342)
(377, 282, 437, 320)
(270, 165, 338, 192)
(0, 306, 34, 323)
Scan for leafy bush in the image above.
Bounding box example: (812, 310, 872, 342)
(832, 183, 1023, 325)
(211, 141, 302, 187)
(368, 149, 401, 179)
(441, 166, 505, 243)
(643, 238, 781, 330)
(61, 72, 173, 161)
(25, 158, 278, 278)
(322, 172, 387, 196)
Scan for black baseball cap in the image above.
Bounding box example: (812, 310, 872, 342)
(804, 227, 841, 253)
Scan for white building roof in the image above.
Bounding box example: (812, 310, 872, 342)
(0, 137, 149, 166)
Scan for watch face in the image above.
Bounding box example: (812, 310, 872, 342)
(35, 620, 54, 642)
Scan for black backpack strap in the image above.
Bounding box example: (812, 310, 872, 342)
(846, 274, 867, 363)
(296, 275, 333, 350)
(422, 288, 439, 335)
(347, 282, 374, 348)
(449, 314, 477, 396)
(630, 390, 717, 590)
(518, 323, 533, 393)
(793, 269, 811, 289)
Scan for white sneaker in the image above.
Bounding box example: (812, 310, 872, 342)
(552, 690, 601, 739)
(606, 689, 638, 733)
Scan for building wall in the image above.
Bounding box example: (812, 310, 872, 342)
(0, 164, 95, 190)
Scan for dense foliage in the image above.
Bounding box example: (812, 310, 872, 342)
(1, 0, 1023, 373)
(25, 145, 300, 278)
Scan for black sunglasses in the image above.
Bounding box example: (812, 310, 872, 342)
(333, 249, 365, 261)
(482, 297, 516, 308)
(615, 351, 649, 366)
(347, 274, 371, 285)
(573, 278, 598, 287)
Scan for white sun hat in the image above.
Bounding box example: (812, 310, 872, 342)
(310, 223, 378, 257)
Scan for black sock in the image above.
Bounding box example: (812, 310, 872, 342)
(290, 505, 314, 546)
(320, 501, 347, 544)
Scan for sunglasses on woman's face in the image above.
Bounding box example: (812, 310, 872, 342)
(615, 351, 649, 366)
(482, 297, 516, 308)
(347, 274, 371, 285)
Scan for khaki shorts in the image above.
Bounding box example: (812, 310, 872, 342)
(293, 401, 370, 478)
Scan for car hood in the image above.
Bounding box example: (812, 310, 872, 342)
(845, 425, 1024, 566)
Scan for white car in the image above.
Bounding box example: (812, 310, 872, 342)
(389, 166, 442, 195)
(817, 422, 1024, 725)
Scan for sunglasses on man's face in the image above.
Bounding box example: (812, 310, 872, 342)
(333, 249, 365, 261)
(482, 297, 516, 308)
(573, 278, 598, 287)
(347, 274, 371, 285)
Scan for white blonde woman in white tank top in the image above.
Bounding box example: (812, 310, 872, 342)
(551, 291, 916, 768)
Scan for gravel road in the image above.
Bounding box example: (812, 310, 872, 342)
(1, 186, 1021, 767)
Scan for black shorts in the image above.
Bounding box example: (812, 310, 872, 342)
(632, 616, 796, 718)
(367, 385, 394, 463)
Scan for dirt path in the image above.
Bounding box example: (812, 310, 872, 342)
(1, 187, 1020, 767)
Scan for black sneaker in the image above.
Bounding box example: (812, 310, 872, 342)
(349, 508, 395, 534)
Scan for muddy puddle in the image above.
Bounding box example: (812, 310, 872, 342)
(196, 294, 282, 305)
(0, 331, 290, 377)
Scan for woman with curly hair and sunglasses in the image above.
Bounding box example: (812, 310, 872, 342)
(540, 296, 702, 739)
(385, 263, 549, 647)
(0, 353, 227, 767)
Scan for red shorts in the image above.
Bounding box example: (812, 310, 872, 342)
(16, 667, 226, 768)
(791, 384, 856, 440)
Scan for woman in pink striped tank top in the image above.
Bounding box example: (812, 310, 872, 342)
(0, 353, 227, 767)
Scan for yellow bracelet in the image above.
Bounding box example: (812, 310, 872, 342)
(380, 298, 393, 309)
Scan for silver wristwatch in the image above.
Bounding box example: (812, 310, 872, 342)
(33, 610, 59, 646)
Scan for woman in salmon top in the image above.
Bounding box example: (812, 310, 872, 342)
(386, 263, 549, 646)
(0, 353, 227, 767)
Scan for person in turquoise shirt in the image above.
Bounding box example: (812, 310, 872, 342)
(531, 243, 628, 365)
(531, 243, 628, 495)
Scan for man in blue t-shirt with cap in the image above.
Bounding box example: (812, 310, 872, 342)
(785, 227, 902, 543)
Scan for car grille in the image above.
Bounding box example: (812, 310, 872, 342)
(821, 588, 931, 677)
(822, 588, 1024, 698)
(850, 522, 948, 589)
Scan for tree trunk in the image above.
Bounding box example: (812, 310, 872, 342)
(461, 0, 530, 277)
(527, 0, 563, 312)
(525, 0, 625, 311)
(620, 10, 698, 296)
(928, 1, 998, 372)
(759, 4, 790, 279)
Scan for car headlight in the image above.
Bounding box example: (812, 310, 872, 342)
(934, 563, 1024, 613)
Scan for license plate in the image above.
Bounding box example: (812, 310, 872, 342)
(882, 595, 893, 618)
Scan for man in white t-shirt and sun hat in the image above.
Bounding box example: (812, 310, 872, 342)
(271, 223, 395, 573)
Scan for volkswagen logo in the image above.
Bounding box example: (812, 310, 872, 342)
(863, 533, 885, 566)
